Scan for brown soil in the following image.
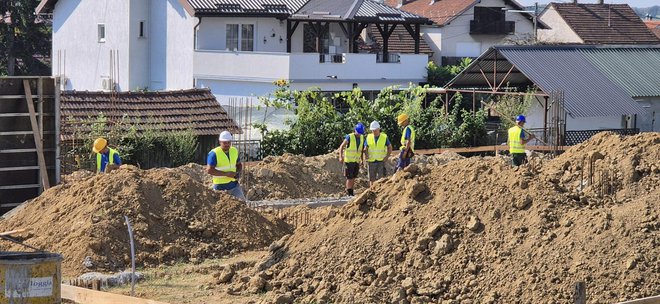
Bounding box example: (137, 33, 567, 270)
(0, 165, 292, 276)
(222, 132, 660, 303)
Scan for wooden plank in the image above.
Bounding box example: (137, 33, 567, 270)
(23, 79, 50, 190)
(0, 228, 29, 236)
(0, 184, 41, 190)
(616, 295, 660, 304)
(0, 131, 56, 136)
(61, 285, 170, 304)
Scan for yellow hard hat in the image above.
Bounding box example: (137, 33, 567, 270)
(397, 113, 409, 126)
(93, 138, 108, 153)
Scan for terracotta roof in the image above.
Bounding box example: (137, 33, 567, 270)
(60, 89, 241, 141)
(385, 0, 476, 26)
(645, 20, 660, 39)
(550, 3, 660, 44)
(367, 24, 433, 55)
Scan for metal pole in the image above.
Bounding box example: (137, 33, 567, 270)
(124, 216, 136, 296)
(534, 2, 538, 42)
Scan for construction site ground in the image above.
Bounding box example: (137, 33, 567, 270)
(1, 132, 659, 303)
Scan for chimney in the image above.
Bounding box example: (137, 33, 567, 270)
(597, 0, 604, 4)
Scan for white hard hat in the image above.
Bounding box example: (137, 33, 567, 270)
(219, 131, 233, 142)
(369, 121, 381, 131)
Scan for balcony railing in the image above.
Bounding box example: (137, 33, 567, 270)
(376, 53, 401, 63)
(319, 53, 345, 63)
(470, 20, 515, 35)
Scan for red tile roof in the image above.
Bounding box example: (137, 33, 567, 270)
(367, 24, 433, 55)
(550, 3, 660, 44)
(60, 88, 240, 141)
(385, 0, 477, 26)
(645, 20, 660, 39)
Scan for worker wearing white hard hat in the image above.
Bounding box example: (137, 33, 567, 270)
(363, 121, 392, 187)
(206, 131, 246, 200)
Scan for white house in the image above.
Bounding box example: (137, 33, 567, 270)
(37, 0, 432, 99)
(537, 2, 660, 45)
(384, 0, 545, 65)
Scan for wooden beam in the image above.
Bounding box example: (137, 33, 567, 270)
(23, 80, 50, 190)
(494, 65, 516, 92)
(62, 285, 170, 304)
(0, 229, 30, 236)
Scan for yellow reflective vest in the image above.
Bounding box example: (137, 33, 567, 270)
(508, 126, 525, 154)
(212, 146, 238, 185)
(400, 125, 415, 151)
(343, 134, 364, 163)
(96, 148, 119, 173)
(366, 133, 388, 162)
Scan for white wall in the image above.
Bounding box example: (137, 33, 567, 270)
(537, 5, 583, 44)
(53, 0, 131, 91)
(197, 17, 287, 52)
(129, 0, 150, 90)
(420, 0, 536, 64)
(164, 0, 195, 90)
(526, 96, 626, 131)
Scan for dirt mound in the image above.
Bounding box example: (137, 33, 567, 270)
(0, 165, 291, 276)
(221, 132, 659, 303)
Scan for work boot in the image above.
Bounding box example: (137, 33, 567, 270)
(347, 188, 354, 196)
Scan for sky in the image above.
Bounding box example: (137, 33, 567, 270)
(516, 0, 659, 7)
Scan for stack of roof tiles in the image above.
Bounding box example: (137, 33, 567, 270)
(60, 88, 240, 141)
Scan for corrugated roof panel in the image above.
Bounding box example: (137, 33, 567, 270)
(579, 47, 660, 97)
(497, 47, 645, 118)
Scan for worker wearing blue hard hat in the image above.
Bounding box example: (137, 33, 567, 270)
(508, 115, 535, 166)
(338, 122, 366, 196)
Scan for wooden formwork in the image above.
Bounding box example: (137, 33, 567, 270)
(0, 76, 60, 210)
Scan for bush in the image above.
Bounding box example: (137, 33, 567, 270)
(256, 83, 489, 157)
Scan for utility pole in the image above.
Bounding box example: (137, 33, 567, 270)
(533, 2, 538, 42)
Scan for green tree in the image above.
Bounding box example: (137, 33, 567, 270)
(426, 58, 473, 87)
(0, 0, 51, 76)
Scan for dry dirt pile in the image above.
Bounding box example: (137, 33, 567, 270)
(243, 151, 464, 201)
(221, 132, 659, 303)
(0, 165, 291, 276)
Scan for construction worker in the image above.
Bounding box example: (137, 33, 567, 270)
(92, 137, 121, 173)
(508, 115, 535, 166)
(206, 131, 246, 200)
(396, 114, 415, 171)
(364, 121, 392, 186)
(338, 123, 366, 196)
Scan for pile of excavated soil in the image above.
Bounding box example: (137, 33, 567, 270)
(220, 132, 659, 303)
(0, 165, 291, 276)
(188, 151, 465, 201)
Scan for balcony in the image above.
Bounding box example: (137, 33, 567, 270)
(470, 20, 515, 35)
(193, 50, 427, 83)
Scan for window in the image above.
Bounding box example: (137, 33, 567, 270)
(471, 7, 514, 34)
(226, 24, 254, 51)
(98, 24, 106, 43)
(139, 21, 146, 38)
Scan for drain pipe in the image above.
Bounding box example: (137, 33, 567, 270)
(193, 17, 203, 87)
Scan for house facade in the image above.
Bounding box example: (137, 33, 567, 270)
(537, 2, 660, 45)
(385, 0, 543, 65)
(38, 0, 432, 99)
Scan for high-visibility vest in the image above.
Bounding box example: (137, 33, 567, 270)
(96, 148, 119, 173)
(343, 133, 364, 163)
(212, 146, 238, 185)
(366, 133, 388, 162)
(400, 125, 416, 151)
(508, 126, 526, 154)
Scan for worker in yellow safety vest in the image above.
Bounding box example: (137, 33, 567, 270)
(92, 137, 122, 173)
(508, 115, 535, 166)
(206, 131, 246, 200)
(338, 123, 366, 196)
(363, 121, 393, 187)
(396, 114, 415, 171)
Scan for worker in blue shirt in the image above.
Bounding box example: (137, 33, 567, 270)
(207, 131, 246, 200)
(93, 137, 122, 173)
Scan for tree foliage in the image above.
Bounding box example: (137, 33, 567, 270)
(0, 0, 51, 76)
(426, 58, 473, 87)
(256, 83, 488, 157)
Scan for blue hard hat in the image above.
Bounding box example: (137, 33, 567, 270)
(355, 123, 366, 135)
(516, 115, 526, 122)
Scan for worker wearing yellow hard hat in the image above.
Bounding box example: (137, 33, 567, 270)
(396, 113, 415, 171)
(92, 137, 122, 173)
